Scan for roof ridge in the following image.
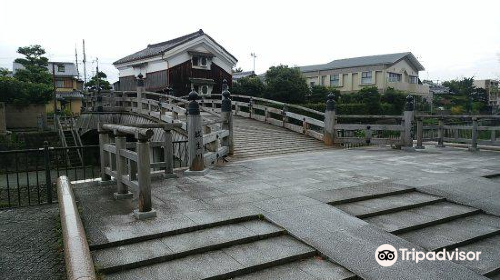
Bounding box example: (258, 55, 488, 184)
(327, 52, 410, 64)
(147, 29, 204, 48)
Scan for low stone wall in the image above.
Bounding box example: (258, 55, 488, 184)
(5, 104, 47, 129)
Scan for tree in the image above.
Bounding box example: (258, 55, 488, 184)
(441, 77, 480, 112)
(264, 65, 309, 104)
(232, 76, 265, 97)
(0, 68, 11, 77)
(85, 71, 112, 90)
(13, 45, 52, 85)
(381, 87, 406, 114)
(308, 85, 340, 103)
(0, 76, 52, 105)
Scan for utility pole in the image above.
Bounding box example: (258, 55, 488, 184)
(75, 45, 80, 80)
(52, 63, 57, 129)
(96, 57, 99, 91)
(251, 52, 257, 73)
(83, 39, 87, 86)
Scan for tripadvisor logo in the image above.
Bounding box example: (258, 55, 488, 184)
(375, 244, 481, 267)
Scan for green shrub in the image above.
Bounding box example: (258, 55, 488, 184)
(0, 76, 52, 105)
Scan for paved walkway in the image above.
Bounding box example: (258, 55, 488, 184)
(75, 145, 500, 279)
(0, 204, 65, 280)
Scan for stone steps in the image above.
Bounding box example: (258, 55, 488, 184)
(334, 192, 445, 218)
(364, 201, 481, 234)
(93, 217, 358, 280)
(399, 213, 500, 251)
(324, 184, 500, 279)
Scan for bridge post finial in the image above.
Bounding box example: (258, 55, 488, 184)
(324, 92, 337, 146)
(405, 95, 414, 111)
(137, 73, 144, 87)
(221, 79, 234, 155)
(186, 89, 206, 173)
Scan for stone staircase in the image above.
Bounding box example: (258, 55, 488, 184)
(328, 185, 500, 279)
(91, 217, 358, 280)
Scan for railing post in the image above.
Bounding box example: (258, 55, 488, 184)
(164, 128, 174, 175)
(415, 117, 424, 149)
(136, 73, 144, 114)
(249, 97, 254, 119)
(43, 141, 53, 204)
(402, 95, 415, 151)
(186, 90, 206, 174)
(135, 136, 156, 219)
(437, 117, 445, 148)
(323, 93, 336, 146)
(468, 117, 479, 152)
(114, 134, 133, 199)
(98, 123, 111, 182)
(221, 80, 234, 155)
(282, 105, 288, 128)
(365, 125, 372, 145)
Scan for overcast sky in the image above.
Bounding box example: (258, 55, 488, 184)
(1, 0, 499, 84)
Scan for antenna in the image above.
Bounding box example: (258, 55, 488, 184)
(83, 39, 87, 86)
(251, 53, 257, 73)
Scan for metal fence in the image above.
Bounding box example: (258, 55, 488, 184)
(0, 144, 100, 208)
(0, 140, 189, 209)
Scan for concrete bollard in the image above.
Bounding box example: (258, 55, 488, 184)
(282, 105, 288, 128)
(164, 128, 174, 175)
(186, 90, 206, 174)
(468, 117, 479, 152)
(221, 80, 234, 155)
(323, 93, 336, 146)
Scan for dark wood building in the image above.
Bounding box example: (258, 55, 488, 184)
(113, 29, 237, 96)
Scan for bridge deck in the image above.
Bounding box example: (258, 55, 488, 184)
(231, 116, 330, 161)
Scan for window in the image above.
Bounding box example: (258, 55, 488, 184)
(330, 74, 340, 86)
(192, 57, 199, 66)
(309, 81, 316, 87)
(201, 57, 207, 66)
(194, 85, 199, 92)
(202, 85, 208, 94)
(361, 71, 372, 84)
(55, 80, 64, 88)
(57, 64, 65, 72)
(388, 72, 402, 83)
(409, 76, 418, 84)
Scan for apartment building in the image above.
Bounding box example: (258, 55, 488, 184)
(473, 79, 499, 107)
(300, 52, 430, 97)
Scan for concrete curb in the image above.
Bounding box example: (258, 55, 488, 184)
(57, 176, 97, 280)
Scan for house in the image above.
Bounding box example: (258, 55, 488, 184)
(13, 61, 84, 115)
(424, 81, 450, 95)
(232, 71, 255, 82)
(299, 52, 430, 98)
(473, 79, 499, 107)
(113, 29, 238, 96)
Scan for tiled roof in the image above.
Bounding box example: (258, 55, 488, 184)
(114, 29, 237, 65)
(299, 52, 424, 73)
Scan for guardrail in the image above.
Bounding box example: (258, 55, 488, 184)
(57, 176, 97, 280)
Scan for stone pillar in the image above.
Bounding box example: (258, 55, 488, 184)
(186, 90, 206, 174)
(415, 117, 425, 149)
(402, 95, 415, 150)
(282, 105, 288, 128)
(98, 123, 111, 182)
(164, 128, 174, 175)
(323, 93, 336, 146)
(365, 125, 372, 145)
(113, 134, 132, 199)
(136, 73, 144, 114)
(0, 102, 6, 134)
(221, 80, 234, 155)
(134, 137, 156, 219)
(468, 117, 479, 152)
(436, 117, 445, 148)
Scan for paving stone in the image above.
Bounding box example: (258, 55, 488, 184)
(295, 257, 356, 279)
(232, 261, 318, 280)
(399, 214, 500, 251)
(251, 195, 322, 212)
(454, 235, 500, 275)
